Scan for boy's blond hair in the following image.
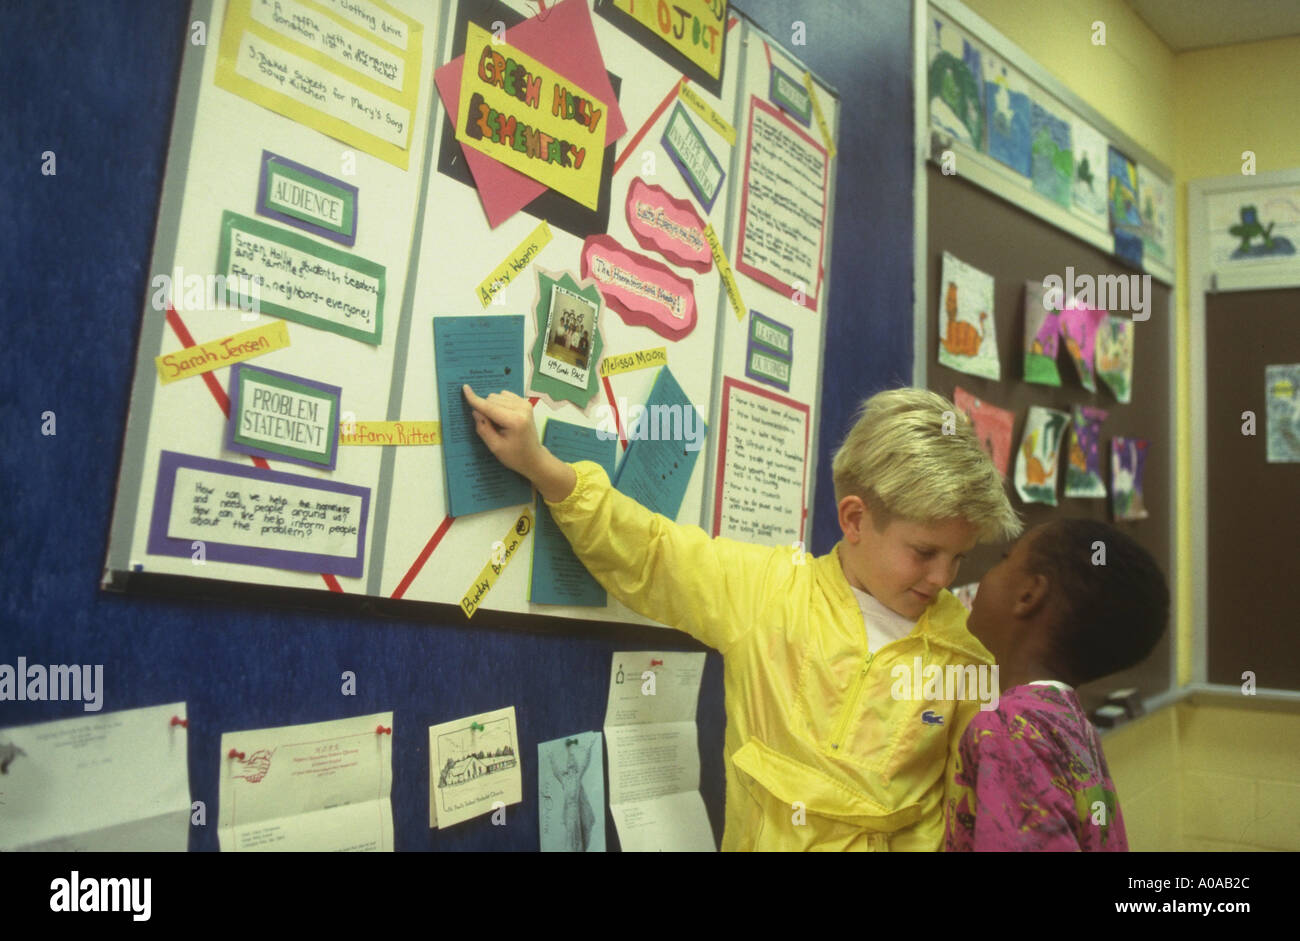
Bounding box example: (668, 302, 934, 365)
(831, 387, 1023, 543)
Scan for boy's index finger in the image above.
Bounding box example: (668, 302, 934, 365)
(462, 384, 512, 424)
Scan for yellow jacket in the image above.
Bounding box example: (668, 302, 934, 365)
(545, 460, 994, 851)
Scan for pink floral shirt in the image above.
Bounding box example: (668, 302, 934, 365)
(945, 684, 1128, 851)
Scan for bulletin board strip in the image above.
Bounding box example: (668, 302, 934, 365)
(365, 0, 455, 599)
(103, 0, 215, 586)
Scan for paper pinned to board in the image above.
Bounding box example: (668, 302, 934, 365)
(0, 702, 191, 851)
(218, 711, 394, 851)
(713, 377, 809, 545)
(529, 420, 616, 607)
(433, 315, 533, 517)
(612, 0, 727, 81)
(603, 651, 714, 852)
(429, 706, 523, 829)
(612, 366, 707, 519)
(538, 731, 605, 852)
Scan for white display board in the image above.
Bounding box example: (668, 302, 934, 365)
(105, 0, 840, 628)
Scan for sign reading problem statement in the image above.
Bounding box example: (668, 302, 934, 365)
(227, 364, 341, 469)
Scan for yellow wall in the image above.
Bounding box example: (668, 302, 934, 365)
(1102, 698, 1300, 850)
(1175, 37, 1300, 180)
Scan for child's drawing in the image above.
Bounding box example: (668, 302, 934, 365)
(1110, 437, 1149, 520)
(1059, 303, 1105, 393)
(1023, 280, 1062, 386)
(928, 13, 984, 149)
(1030, 101, 1073, 208)
(984, 52, 1031, 177)
(1015, 406, 1069, 506)
(1231, 204, 1297, 258)
(1137, 165, 1171, 265)
(1207, 187, 1300, 268)
(1108, 146, 1141, 232)
(954, 385, 1014, 479)
(1071, 119, 1108, 228)
(1266, 364, 1300, 464)
(938, 252, 1000, 380)
(1108, 145, 1144, 264)
(1095, 315, 1134, 403)
(1064, 405, 1109, 499)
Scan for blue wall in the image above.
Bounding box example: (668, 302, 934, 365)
(0, 0, 914, 850)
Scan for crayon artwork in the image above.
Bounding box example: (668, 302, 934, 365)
(1015, 406, 1069, 506)
(1064, 405, 1109, 499)
(1110, 436, 1150, 521)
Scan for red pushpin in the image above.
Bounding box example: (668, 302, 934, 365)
(228, 748, 245, 760)
(170, 716, 188, 728)
(650, 658, 663, 667)
(376, 725, 392, 735)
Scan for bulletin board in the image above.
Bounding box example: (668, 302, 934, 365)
(103, 0, 841, 631)
(925, 168, 1174, 714)
(1204, 287, 1300, 691)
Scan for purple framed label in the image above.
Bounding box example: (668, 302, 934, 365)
(147, 450, 369, 577)
(661, 103, 725, 213)
(744, 337, 792, 391)
(256, 151, 358, 247)
(225, 363, 341, 470)
(744, 310, 793, 391)
(769, 65, 812, 127)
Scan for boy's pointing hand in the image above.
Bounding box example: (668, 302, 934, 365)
(462, 385, 544, 478)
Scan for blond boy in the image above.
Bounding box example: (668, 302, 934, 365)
(464, 384, 1022, 850)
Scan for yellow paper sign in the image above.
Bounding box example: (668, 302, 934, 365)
(456, 22, 607, 211)
(338, 421, 441, 445)
(461, 508, 534, 618)
(214, 0, 423, 170)
(704, 224, 746, 322)
(614, 0, 727, 81)
(477, 221, 553, 307)
(678, 83, 735, 146)
(803, 71, 837, 160)
(155, 320, 289, 385)
(599, 347, 668, 378)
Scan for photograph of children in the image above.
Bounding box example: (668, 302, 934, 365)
(540, 282, 598, 390)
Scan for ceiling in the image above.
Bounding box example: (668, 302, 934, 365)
(1124, 0, 1300, 51)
